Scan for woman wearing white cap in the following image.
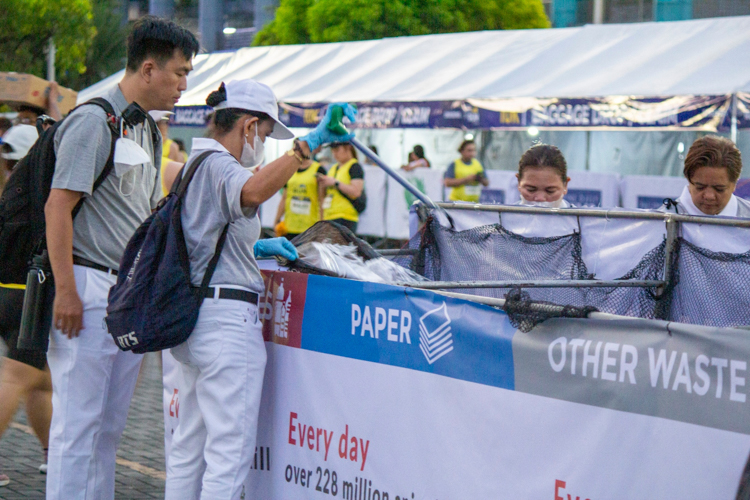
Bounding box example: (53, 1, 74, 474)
(164, 80, 356, 499)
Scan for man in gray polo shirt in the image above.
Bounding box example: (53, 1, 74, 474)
(44, 17, 198, 500)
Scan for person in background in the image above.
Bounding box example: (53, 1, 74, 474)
(274, 146, 325, 239)
(0, 124, 51, 488)
(401, 144, 430, 171)
(172, 138, 189, 162)
(151, 110, 182, 164)
(444, 139, 488, 202)
(516, 144, 571, 208)
(15, 82, 63, 124)
(0, 117, 12, 137)
(318, 142, 364, 233)
(664, 135, 750, 217)
(0, 124, 37, 192)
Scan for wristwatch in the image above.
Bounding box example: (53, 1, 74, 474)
(335, 180, 340, 188)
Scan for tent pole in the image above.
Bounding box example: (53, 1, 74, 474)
(731, 93, 738, 144)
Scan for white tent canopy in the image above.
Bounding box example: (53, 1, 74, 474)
(79, 16, 750, 106)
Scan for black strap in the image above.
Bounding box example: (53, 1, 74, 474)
(198, 224, 230, 301)
(169, 150, 229, 304)
(195, 286, 258, 304)
(172, 151, 216, 196)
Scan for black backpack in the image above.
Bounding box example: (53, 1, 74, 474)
(105, 151, 228, 353)
(0, 98, 120, 285)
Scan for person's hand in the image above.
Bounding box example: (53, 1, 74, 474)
(53, 287, 84, 339)
(299, 103, 357, 151)
(316, 173, 336, 188)
(254, 238, 298, 261)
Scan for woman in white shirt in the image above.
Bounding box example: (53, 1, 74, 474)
(668, 135, 750, 218)
(516, 143, 571, 208)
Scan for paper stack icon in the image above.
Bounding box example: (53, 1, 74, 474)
(418, 302, 453, 364)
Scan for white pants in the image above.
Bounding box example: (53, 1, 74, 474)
(165, 298, 266, 500)
(46, 265, 143, 500)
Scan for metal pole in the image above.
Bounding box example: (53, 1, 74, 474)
(593, 0, 604, 23)
(46, 38, 55, 82)
(433, 202, 750, 228)
(149, 0, 175, 18)
(393, 279, 665, 289)
(199, 0, 223, 52)
(654, 215, 679, 319)
(350, 137, 438, 209)
(429, 289, 628, 322)
(731, 93, 738, 144)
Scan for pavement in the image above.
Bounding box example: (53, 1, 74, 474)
(0, 351, 167, 499)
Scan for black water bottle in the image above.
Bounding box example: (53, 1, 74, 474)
(17, 251, 55, 351)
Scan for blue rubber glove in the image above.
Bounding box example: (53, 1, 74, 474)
(254, 238, 298, 261)
(299, 103, 358, 151)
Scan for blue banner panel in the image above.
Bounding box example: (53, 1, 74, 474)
(171, 95, 733, 130)
(299, 275, 517, 390)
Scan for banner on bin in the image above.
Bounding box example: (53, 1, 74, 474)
(242, 272, 750, 499)
(171, 95, 734, 131)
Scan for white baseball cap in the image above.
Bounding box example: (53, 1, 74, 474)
(211, 80, 294, 140)
(2, 124, 38, 160)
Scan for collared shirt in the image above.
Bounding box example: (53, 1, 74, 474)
(677, 185, 739, 217)
(52, 85, 162, 270)
(181, 138, 263, 292)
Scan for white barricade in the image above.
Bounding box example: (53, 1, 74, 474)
(385, 168, 444, 240)
(620, 175, 687, 209)
(357, 166, 388, 237)
(565, 171, 621, 207)
(481, 170, 520, 205)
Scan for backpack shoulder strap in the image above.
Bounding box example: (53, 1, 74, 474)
(198, 223, 230, 293)
(177, 150, 228, 299)
(173, 150, 217, 197)
(70, 98, 120, 218)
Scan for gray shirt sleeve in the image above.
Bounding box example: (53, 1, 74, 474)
(444, 163, 456, 179)
(208, 154, 253, 223)
(52, 106, 111, 195)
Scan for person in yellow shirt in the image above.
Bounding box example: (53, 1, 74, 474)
(443, 139, 488, 202)
(150, 111, 184, 196)
(274, 147, 326, 239)
(317, 142, 365, 234)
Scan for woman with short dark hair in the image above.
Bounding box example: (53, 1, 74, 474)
(669, 135, 750, 217)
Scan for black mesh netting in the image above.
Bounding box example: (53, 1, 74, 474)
(392, 216, 668, 323)
(668, 238, 750, 327)
(503, 288, 599, 333)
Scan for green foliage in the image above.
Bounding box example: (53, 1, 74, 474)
(62, 0, 129, 90)
(254, 0, 550, 46)
(0, 0, 95, 82)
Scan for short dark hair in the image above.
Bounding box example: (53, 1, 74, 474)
(458, 140, 475, 153)
(205, 84, 271, 135)
(413, 144, 425, 159)
(518, 144, 568, 183)
(684, 135, 742, 183)
(126, 16, 199, 72)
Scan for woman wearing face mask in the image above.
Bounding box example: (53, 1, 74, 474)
(664, 135, 750, 217)
(516, 144, 571, 208)
(164, 80, 356, 499)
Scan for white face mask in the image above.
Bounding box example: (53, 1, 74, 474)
(240, 123, 264, 169)
(521, 198, 565, 208)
